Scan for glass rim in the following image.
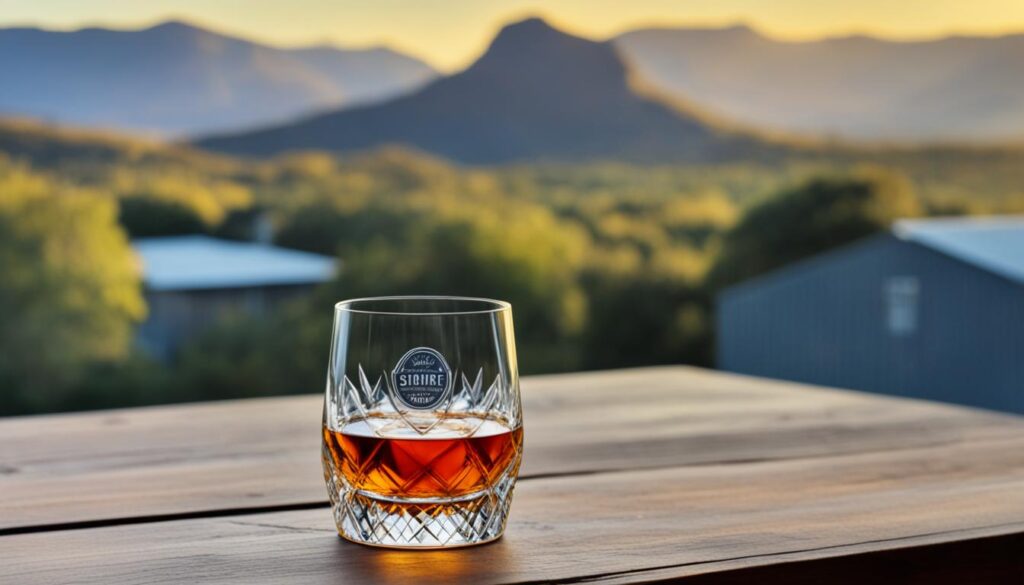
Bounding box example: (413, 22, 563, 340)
(334, 295, 511, 316)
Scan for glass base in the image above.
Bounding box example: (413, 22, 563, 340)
(324, 467, 518, 549)
(330, 481, 516, 548)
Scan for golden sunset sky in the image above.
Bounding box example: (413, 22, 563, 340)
(5, 0, 1024, 70)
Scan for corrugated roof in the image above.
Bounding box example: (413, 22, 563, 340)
(894, 216, 1024, 286)
(133, 235, 338, 291)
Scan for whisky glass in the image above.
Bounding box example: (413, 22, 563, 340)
(322, 296, 524, 548)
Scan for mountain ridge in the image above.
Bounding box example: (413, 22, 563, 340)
(0, 20, 438, 137)
(614, 26, 1024, 141)
(195, 17, 785, 164)
(613, 22, 1024, 45)
(9, 17, 1024, 144)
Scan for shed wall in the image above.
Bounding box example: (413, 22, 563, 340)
(718, 235, 1024, 414)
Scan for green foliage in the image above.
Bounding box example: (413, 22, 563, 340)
(3, 120, 1024, 415)
(69, 353, 172, 411)
(708, 170, 922, 289)
(0, 160, 145, 413)
(118, 196, 206, 237)
(173, 303, 329, 402)
(321, 207, 590, 373)
(579, 269, 712, 369)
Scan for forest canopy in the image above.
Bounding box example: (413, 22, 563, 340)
(1, 119, 1023, 415)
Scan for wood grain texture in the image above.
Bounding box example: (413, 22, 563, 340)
(600, 531, 1024, 584)
(4, 431, 1024, 584)
(2, 366, 1023, 532)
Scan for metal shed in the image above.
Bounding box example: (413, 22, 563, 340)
(132, 235, 338, 358)
(717, 216, 1024, 414)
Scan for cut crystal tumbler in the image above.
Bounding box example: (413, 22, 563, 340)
(321, 296, 524, 548)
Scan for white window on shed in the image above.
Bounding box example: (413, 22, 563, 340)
(884, 276, 919, 336)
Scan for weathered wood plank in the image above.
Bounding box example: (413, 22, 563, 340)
(4, 433, 1024, 584)
(600, 530, 1024, 584)
(2, 366, 1022, 531)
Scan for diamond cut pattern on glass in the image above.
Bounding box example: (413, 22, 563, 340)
(324, 444, 520, 548)
(329, 366, 513, 437)
(325, 356, 522, 547)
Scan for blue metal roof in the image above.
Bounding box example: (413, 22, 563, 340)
(133, 235, 338, 291)
(894, 216, 1024, 286)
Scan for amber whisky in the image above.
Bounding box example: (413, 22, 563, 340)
(323, 414, 523, 500)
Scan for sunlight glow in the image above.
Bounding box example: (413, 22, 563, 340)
(2, 0, 1024, 70)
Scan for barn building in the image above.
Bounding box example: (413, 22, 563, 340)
(132, 235, 337, 359)
(717, 217, 1024, 414)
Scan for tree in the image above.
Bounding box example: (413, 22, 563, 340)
(0, 162, 145, 414)
(580, 270, 711, 369)
(708, 170, 921, 289)
(118, 196, 206, 237)
(324, 207, 589, 373)
(172, 302, 329, 403)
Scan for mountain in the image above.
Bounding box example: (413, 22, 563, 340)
(196, 18, 783, 164)
(0, 21, 437, 137)
(615, 26, 1024, 142)
(0, 117, 236, 170)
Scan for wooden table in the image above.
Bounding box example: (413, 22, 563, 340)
(2, 366, 1023, 583)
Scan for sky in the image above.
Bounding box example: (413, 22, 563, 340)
(3, 0, 1024, 70)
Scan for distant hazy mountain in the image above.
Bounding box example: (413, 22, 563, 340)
(197, 18, 781, 164)
(615, 26, 1024, 142)
(0, 21, 437, 136)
